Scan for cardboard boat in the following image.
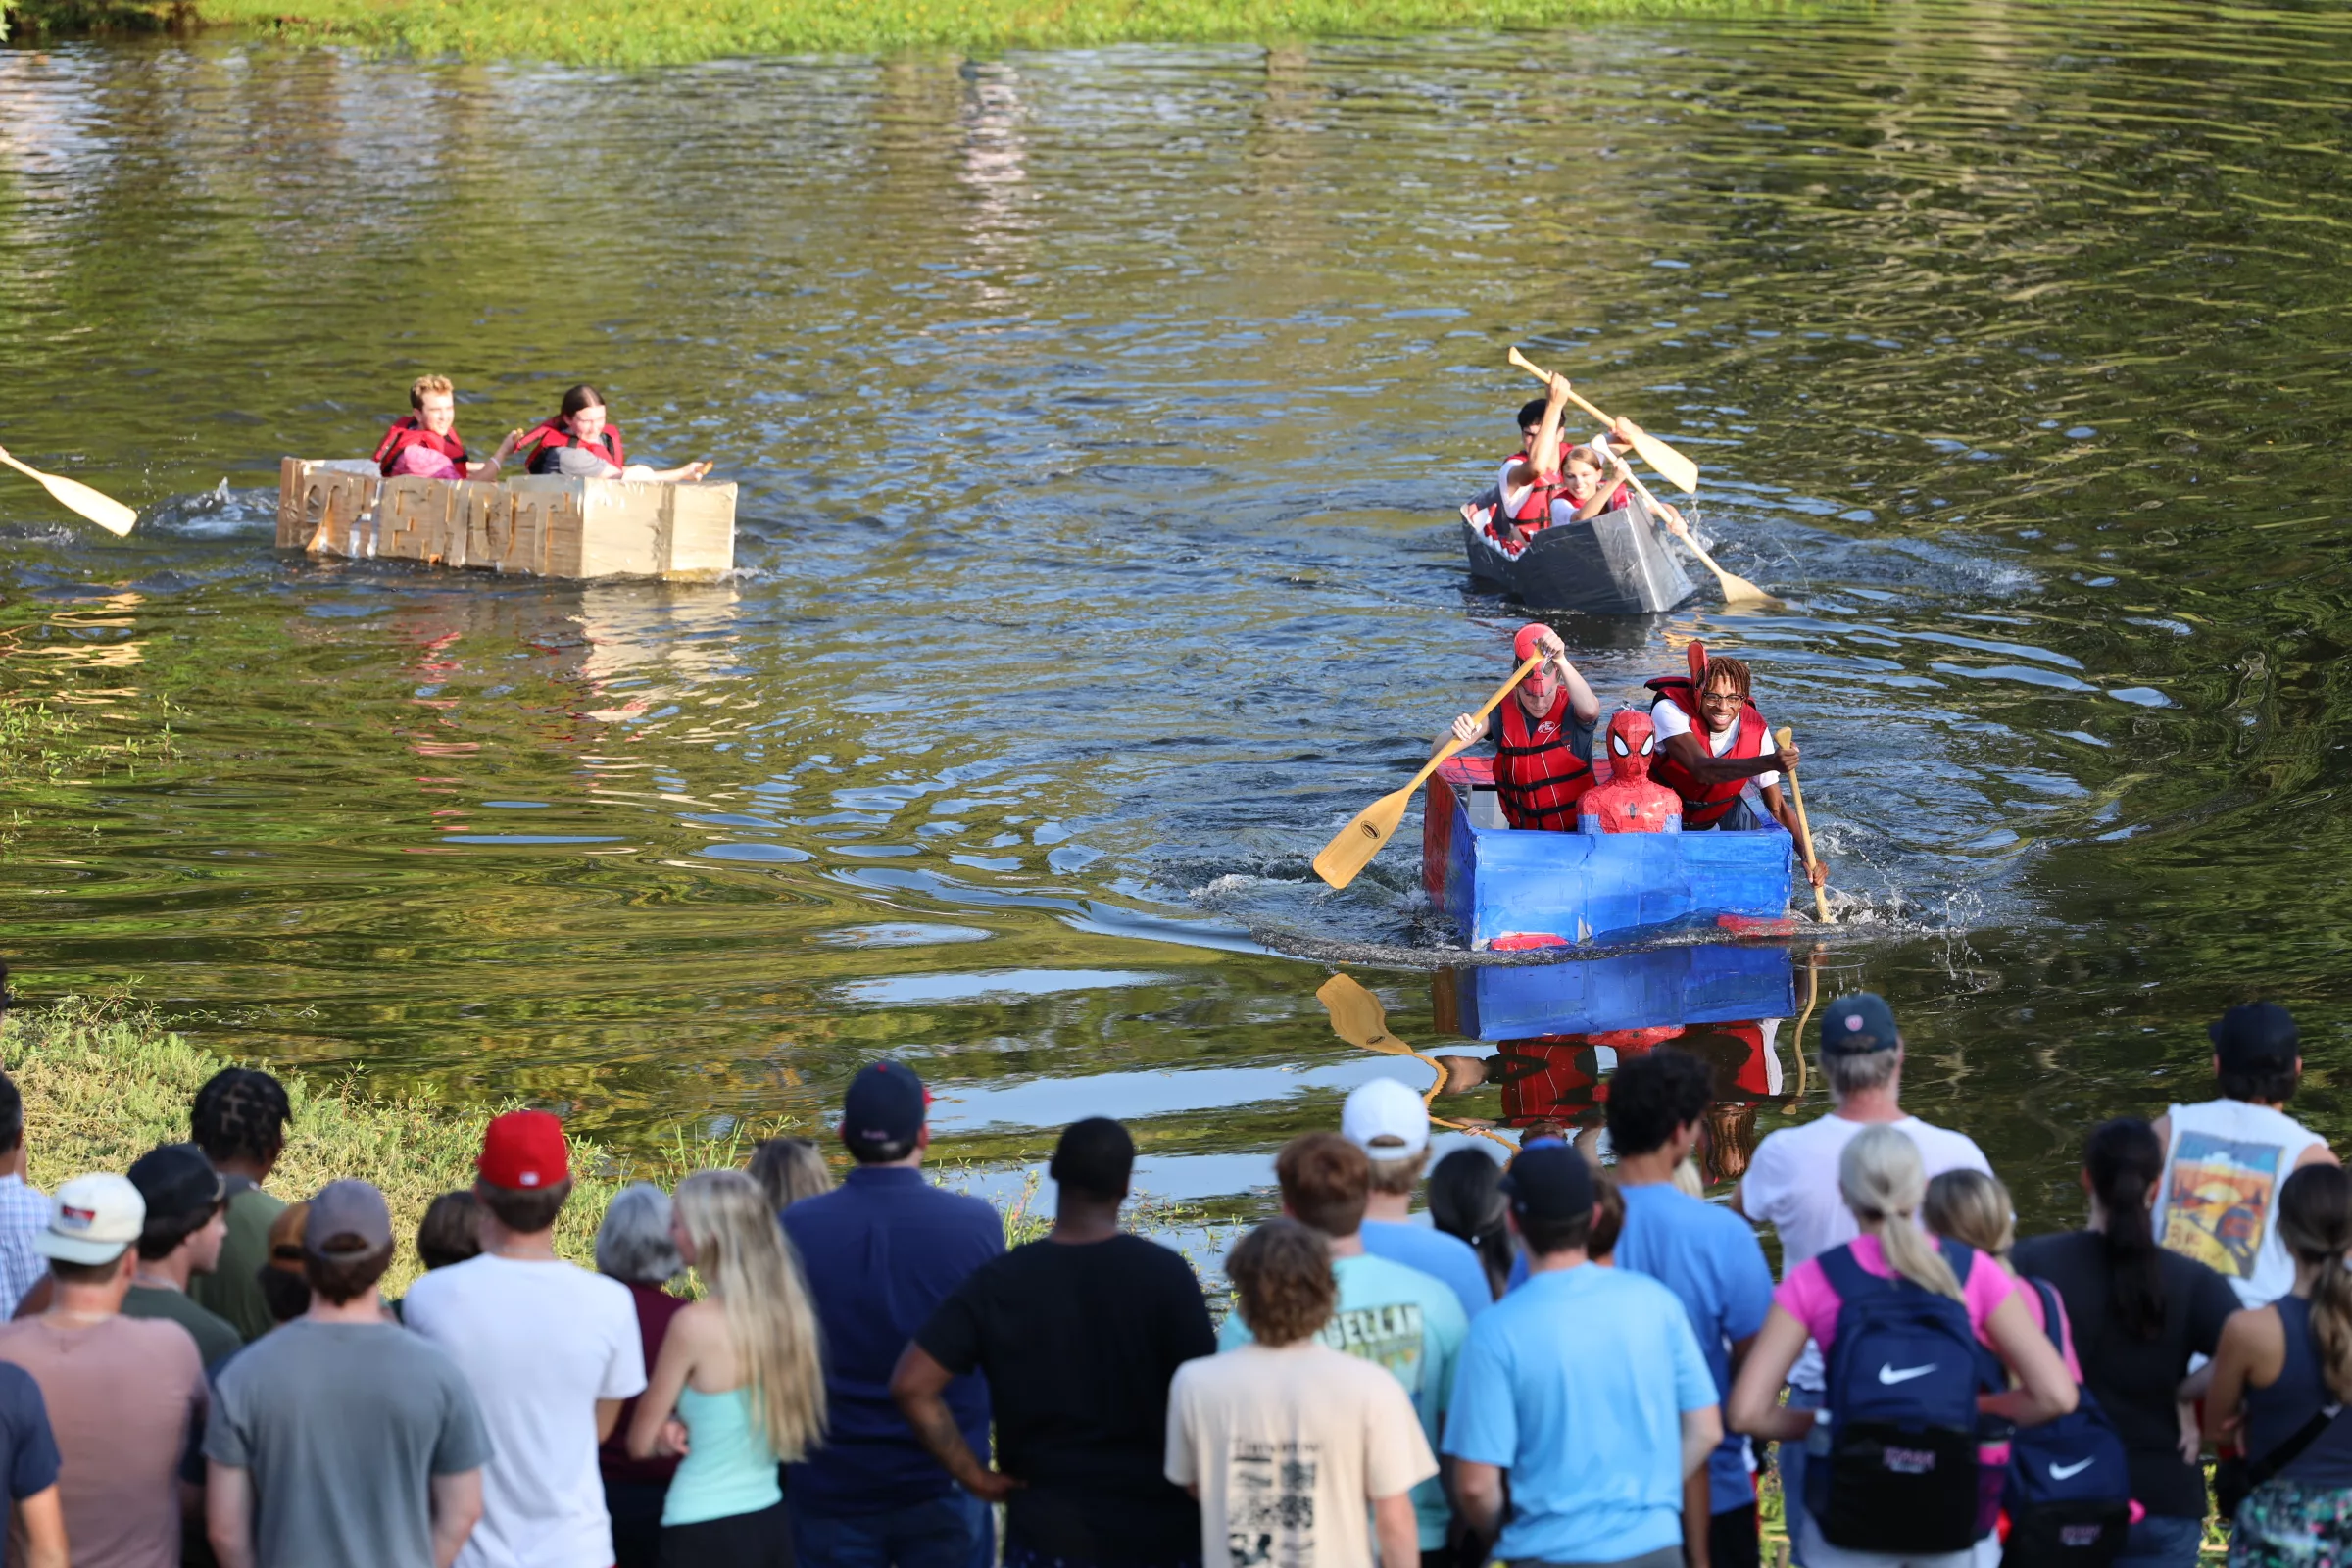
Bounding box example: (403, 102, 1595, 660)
(1422, 755, 1796, 949)
(276, 458, 736, 582)
(1460, 492, 1696, 614)
(1433, 943, 1796, 1040)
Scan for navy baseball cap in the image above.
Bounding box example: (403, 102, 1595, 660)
(1500, 1144, 1594, 1224)
(843, 1061, 929, 1149)
(2211, 1003, 2298, 1071)
(1821, 993, 1901, 1056)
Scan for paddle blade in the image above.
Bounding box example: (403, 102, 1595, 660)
(33, 469, 135, 536)
(1311, 783, 1414, 890)
(1316, 974, 1414, 1055)
(1717, 569, 1771, 604)
(1625, 426, 1699, 495)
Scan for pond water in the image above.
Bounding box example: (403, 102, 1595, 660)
(4, 0, 2351, 1229)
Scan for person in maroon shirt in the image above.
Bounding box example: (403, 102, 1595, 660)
(593, 1183, 688, 1568)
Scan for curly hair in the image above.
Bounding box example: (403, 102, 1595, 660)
(408, 374, 454, 410)
(1227, 1219, 1335, 1348)
(191, 1068, 291, 1165)
(1701, 656, 1753, 704)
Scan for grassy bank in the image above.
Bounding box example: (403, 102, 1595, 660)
(6, 996, 633, 1297)
(3, 0, 1778, 67)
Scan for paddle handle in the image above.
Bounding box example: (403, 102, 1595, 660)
(0, 452, 41, 483)
(1612, 456, 1749, 599)
(1410, 654, 1545, 791)
(1774, 725, 1832, 924)
(1505, 346, 1622, 428)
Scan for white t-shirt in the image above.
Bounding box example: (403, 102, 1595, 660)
(2159, 1098, 2330, 1309)
(1166, 1340, 1437, 1568)
(404, 1253, 648, 1568)
(1651, 694, 1777, 820)
(1738, 1112, 1992, 1390)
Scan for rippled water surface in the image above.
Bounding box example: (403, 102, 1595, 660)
(5, 1, 2352, 1223)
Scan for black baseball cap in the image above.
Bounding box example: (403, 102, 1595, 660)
(125, 1143, 225, 1230)
(843, 1061, 929, 1149)
(1821, 993, 1901, 1056)
(2211, 1003, 2298, 1071)
(1500, 1144, 1594, 1224)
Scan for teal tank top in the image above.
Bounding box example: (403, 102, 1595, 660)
(661, 1385, 783, 1527)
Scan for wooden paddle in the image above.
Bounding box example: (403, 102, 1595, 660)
(1312, 654, 1543, 891)
(1316, 973, 1517, 1150)
(1607, 455, 1771, 605)
(0, 447, 136, 536)
(1505, 347, 1699, 494)
(1774, 724, 1832, 924)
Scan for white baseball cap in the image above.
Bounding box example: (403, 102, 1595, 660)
(1343, 1077, 1430, 1159)
(38, 1173, 144, 1266)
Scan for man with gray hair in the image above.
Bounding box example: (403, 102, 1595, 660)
(592, 1183, 687, 1568)
(1729, 993, 1988, 1562)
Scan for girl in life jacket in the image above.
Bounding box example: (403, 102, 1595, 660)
(1490, 373, 1643, 548)
(509, 384, 715, 484)
(1577, 709, 1682, 834)
(371, 374, 517, 481)
(1435, 622, 1601, 831)
(1644, 647, 1827, 888)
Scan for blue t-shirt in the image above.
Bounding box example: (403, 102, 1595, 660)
(782, 1166, 1004, 1515)
(1445, 1263, 1717, 1563)
(0, 1363, 57, 1502)
(1612, 1182, 1776, 1514)
(1360, 1219, 1492, 1322)
(1220, 1250, 1468, 1550)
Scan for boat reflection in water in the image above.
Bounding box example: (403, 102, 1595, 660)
(1426, 944, 1806, 1188)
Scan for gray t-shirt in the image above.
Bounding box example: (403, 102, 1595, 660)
(206, 1319, 492, 1568)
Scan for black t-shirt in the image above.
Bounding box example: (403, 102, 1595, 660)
(917, 1233, 1216, 1565)
(2010, 1229, 2242, 1519)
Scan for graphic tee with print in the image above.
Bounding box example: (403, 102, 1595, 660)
(1217, 1251, 1467, 1549)
(2158, 1099, 2328, 1307)
(1165, 1341, 1435, 1568)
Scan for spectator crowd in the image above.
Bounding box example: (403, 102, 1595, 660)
(0, 993, 2338, 1568)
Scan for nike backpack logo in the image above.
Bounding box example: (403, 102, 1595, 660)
(2048, 1458, 2096, 1481)
(1876, 1363, 1936, 1385)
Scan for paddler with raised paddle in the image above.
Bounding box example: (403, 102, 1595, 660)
(1309, 623, 1596, 891)
(1436, 623, 1602, 831)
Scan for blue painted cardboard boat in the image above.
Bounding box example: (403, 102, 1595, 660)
(1436, 943, 1797, 1040)
(1421, 756, 1797, 949)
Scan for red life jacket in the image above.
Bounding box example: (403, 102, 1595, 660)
(521, 418, 626, 475)
(372, 416, 469, 478)
(1493, 689, 1594, 831)
(1502, 454, 1629, 525)
(1644, 675, 1769, 828)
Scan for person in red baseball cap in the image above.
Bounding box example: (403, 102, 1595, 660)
(1431, 623, 1602, 831)
(405, 1109, 649, 1568)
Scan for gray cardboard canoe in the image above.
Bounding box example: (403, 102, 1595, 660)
(1460, 491, 1697, 614)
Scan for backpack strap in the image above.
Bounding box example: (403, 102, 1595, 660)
(1817, 1240, 1882, 1302)
(2029, 1276, 2070, 1358)
(1936, 1235, 1975, 1287)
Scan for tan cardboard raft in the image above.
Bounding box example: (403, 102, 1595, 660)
(276, 459, 736, 582)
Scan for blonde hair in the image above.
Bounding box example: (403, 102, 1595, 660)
(1924, 1169, 2015, 1260)
(409, 374, 454, 409)
(1839, 1126, 1963, 1302)
(1671, 1158, 1705, 1199)
(673, 1170, 828, 1459)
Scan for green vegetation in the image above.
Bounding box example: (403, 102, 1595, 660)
(9, 995, 634, 1296)
(5, 0, 1775, 67)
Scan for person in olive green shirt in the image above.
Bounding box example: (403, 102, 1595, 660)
(187, 1069, 293, 1345)
(123, 1143, 242, 1368)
